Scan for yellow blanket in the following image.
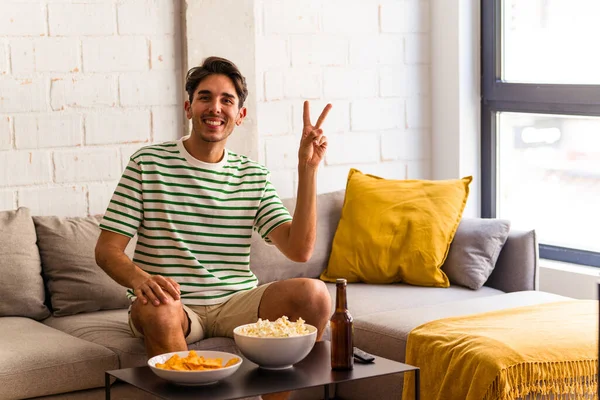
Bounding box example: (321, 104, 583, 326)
(402, 300, 598, 400)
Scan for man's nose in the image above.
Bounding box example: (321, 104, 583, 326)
(208, 99, 221, 114)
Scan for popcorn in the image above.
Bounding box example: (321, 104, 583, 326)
(239, 316, 310, 338)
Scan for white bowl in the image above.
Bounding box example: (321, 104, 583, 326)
(233, 323, 317, 370)
(147, 350, 242, 386)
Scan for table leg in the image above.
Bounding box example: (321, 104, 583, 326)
(323, 383, 330, 400)
(105, 373, 111, 400)
(414, 369, 420, 400)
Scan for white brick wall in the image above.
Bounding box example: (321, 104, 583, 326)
(256, 0, 431, 195)
(0, 0, 183, 216)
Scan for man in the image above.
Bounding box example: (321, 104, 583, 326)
(95, 56, 332, 399)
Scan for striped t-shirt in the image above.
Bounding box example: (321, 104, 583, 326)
(99, 136, 293, 306)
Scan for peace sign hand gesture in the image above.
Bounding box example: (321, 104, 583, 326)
(298, 101, 332, 169)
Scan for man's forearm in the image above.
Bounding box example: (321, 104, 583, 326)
(96, 246, 149, 290)
(287, 164, 318, 261)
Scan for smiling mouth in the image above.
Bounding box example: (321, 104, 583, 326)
(202, 118, 224, 127)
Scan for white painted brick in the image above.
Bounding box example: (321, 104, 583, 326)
(49, 3, 114, 36)
(325, 132, 380, 165)
(0, 2, 45, 36)
(119, 72, 179, 106)
(88, 181, 119, 216)
(54, 148, 120, 183)
(406, 97, 431, 128)
(292, 100, 350, 134)
(264, 70, 284, 101)
(150, 36, 180, 71)
(291, 36, 347, 67)
(0, 151, 51, 186)
(0, 190, 15, 211)
(152, 106, 184, 143)
(283, 68, 321, 99)
(0, 77, 47, 113)
(381, 0, 430, 34)
(380, 66, 405, 97)
(406, 65, 430, 97)
(361, 161, 408, 180)
(86, 109, 150, 145)
(350, 35, 404, 65)
(34, 38, 79, 73)
(0, 43, 7, 74)
(380, 1, 406, 33)
(316, 165, 351, 194)
(18, 186, 87, 217)
(381, 129, 430, 161)
(263, 0, 320, 34)
(351, 99, 404, 131)
(406, 159, 431, 179)
(14, 113, 82, 149)
(51, 76, 116, 109)
(10, 39, 35, 74)
(0, 116, 11, 150)
(268, 169, 295, 200)
(83, 37, 148, 72)
(257, 101, 292, 136)
(256, 37, 289, 70)
(323, 67, 377, 99)
(405, 34, 430, 64)
(323, 1, 378, 34)
(117, 0, 176, 35)
(120, 144, 144, 171)
(264, 135, 299, 170)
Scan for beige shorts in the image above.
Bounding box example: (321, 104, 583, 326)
(128, 283, 273, 344)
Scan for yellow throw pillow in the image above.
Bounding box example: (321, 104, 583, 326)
(320, 169, 472, 287)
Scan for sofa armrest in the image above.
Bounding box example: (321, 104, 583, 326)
(484, 229, 539, 292)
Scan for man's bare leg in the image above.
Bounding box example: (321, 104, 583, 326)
(130, 294, 189, 358)
(259, 278, 332, 400)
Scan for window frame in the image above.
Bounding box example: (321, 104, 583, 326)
(481, 0, 600, 267)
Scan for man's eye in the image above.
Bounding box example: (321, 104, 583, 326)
(224, 99, 233, 104)
(199, 96, 209, 101)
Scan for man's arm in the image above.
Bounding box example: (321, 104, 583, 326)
(268, 101, 331, 262)
(95, 230, 180, 305)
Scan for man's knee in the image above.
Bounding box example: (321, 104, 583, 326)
(131, 299, 185, 335)
(290, 278, 331, 316)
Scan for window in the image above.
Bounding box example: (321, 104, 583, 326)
(481, 0, 600, 267)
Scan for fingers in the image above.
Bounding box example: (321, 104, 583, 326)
(302, 101, 311, 128)
(315, 103, 332, 129)
(134, 276, 181, 307)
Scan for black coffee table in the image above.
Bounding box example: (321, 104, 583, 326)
(105, 341, 420, 400)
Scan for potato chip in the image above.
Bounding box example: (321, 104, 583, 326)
(156, 351, 240, 371)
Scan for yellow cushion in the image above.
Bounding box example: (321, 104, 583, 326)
(320, 169, 472, 287)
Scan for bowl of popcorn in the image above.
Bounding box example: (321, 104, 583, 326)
(233, 316, 317, 370)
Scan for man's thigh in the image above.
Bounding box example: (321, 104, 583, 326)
(205, 283, 273, 338)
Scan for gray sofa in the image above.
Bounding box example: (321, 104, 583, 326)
(0, 190, 567, 400)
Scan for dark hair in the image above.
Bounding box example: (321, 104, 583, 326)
(185, 56, 249, 108)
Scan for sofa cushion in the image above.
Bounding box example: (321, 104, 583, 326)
(0, 317, 118, 399)
(250, 190, 345, 284)
(43, 309, 238, 369)
(321, 169, 471, 286)
(442, 218, 511, 290)
(0, 207, 50, 320)
(323, 282, 504, 319)
(33, 215, 136, 317)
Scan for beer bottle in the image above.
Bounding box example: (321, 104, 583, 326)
(330, 278, 354, 370)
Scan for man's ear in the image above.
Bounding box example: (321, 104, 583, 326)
(184, 100, 192, 119)
(235, 107, 247, 126)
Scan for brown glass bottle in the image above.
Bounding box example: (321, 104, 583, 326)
(330, 278, 354, 370)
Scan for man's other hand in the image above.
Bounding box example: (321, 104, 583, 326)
(134, 275, 181, 306)
(298, 101, 332, 169)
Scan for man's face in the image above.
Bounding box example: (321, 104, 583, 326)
(184, 74, 246, 143)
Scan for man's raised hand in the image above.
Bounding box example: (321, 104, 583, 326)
(298, 101, 332, 169)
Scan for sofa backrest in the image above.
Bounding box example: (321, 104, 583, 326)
(250, 190, 345, 284)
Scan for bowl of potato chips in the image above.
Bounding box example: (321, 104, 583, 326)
(147, 350, 242, 385)
(233, 316, 317, 370)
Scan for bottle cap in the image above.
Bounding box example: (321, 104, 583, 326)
(336, 278, 347, 285)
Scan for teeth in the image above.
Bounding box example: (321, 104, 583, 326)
(204, 120, 221, 126)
